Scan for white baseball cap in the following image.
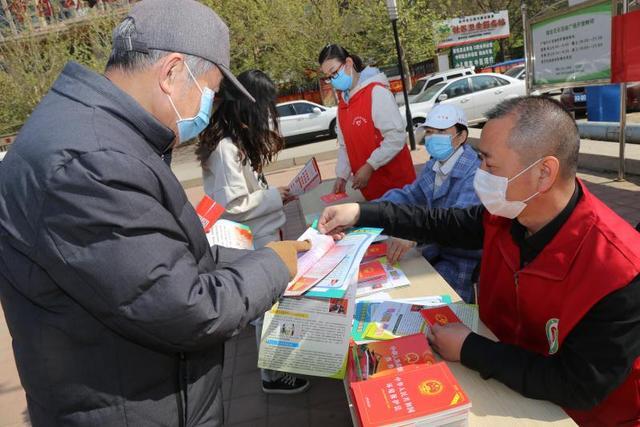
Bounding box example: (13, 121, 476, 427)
(421, 104, 468, 129)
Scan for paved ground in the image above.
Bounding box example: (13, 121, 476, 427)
(1, 144, 639, 427)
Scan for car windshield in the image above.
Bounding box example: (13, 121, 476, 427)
(412, 82, 447, 103)
(504, 67, 523, 78)
(409, 79, 427, 95)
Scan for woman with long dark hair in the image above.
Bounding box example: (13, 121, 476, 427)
(318, 44, 416, 200)
(197, 70, 310, 395)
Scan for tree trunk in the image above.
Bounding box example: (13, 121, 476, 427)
(399, 43, 413, 91)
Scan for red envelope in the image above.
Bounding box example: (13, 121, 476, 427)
(320, 192, 349, 204)
(195, 196, 225, 233)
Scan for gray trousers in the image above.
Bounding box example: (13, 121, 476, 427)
(253, 316, 283, 382)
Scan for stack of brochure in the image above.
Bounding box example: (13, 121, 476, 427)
(283, 227, 382, 298)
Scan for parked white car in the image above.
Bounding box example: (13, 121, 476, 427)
(401, 73, 526, 127)
(395, 67, 475, 105)
(276, 100, 337, 142)
(503, 65, 526, 80)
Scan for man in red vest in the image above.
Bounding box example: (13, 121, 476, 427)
(319, 97, 640, 426)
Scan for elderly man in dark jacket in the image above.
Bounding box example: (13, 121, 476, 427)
(0, 1, 309, 426)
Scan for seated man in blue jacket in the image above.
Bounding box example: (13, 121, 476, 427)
(377, 104, 481, 302)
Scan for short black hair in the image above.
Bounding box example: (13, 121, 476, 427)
(486, 96, 580, 180)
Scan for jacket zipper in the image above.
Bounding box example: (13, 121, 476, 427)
(178, 352, 188, 427)
(514, 272, 522, 346)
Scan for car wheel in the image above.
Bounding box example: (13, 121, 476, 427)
(412, 118, 425, 129)
(329, 119, 337, 138)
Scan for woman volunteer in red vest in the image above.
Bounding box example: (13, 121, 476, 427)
(319, 44, 416, 201)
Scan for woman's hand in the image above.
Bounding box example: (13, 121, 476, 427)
(333, 178, 347, 194)
(278, 186, 296, 204)
(352, 163, 374, 190)
(386, 238, 416, 265)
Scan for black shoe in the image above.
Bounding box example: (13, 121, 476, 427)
(262, 374, 311, 395)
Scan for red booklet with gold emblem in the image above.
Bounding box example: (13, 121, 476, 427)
(348, 334, 436, 382)
(362, 243, 388, 262)
(350, 362, 471, 427)
(420, 306, 462, 327)
(358, 260, 387, 284)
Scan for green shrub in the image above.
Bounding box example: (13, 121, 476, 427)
(0, 12, 121, 135)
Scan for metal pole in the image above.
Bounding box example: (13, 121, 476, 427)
(521, 1, 532, 96)
(1, 0, 19, 36)
(618, 0, 628, 181)
(391, 18, 416, 150)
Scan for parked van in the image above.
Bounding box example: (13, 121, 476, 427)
(395, 67, 475, 105)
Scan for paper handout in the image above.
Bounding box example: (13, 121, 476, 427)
(289, 157, 322, 196)
(206, 219, 254, 250)
(284, 227, 382, 298)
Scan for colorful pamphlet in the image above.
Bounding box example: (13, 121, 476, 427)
(350, 362, 471, 427)
(206, 219, 253, 250)
(364, 301, 428, 340)
(304, 228, 383, 299)
(284, 228, 339, 296)
(195, 195, 225, 233)
(258, 283, 357, 379)
(289, 157, 322, 196)
(351, 301, 381, 342)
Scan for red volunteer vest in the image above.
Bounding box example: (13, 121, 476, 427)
(337, 83, 416, 201)
(479, 179, 640, 426)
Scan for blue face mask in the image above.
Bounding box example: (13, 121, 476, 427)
(425, 133, 455, 161)
(167, 63, 215, 143)
(330, 65, 353, 92)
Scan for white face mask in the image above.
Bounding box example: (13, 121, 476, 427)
(473, 158, 543, 219)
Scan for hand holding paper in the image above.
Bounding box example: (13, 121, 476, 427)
(289, 158, 321, 196)
(266, 240, 312, 279)
(318, 203, 361, 237)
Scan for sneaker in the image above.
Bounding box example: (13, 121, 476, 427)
(262, 374, 311, 395)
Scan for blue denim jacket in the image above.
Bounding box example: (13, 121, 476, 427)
(379, 144, 482, 302)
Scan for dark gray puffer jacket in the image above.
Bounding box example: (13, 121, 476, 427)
(0, 62, 289, 426)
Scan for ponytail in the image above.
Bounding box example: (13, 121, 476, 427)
(318, 44, 365, 72)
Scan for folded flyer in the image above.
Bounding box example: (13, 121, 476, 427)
(288, 157, 321, 196)
(304, 227, 383, 299)
(258, 281, 356, 379)
(284, 228, 342, 296)
(285, 227, 382, 298)
(206, 219, 254, 250)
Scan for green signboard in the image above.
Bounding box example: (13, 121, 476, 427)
(529, 0, 612, 88)
(451, 41, 495, 68)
